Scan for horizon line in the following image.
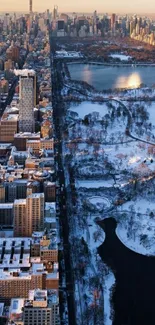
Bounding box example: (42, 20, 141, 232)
(0, 10, 154, 16)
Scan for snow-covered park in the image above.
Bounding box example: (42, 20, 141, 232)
(116, 198, 155, 256)
(69, 102, 109, 119)
(63, 90, 155, 324)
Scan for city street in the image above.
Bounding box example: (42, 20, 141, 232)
(51, 42, 76, 325)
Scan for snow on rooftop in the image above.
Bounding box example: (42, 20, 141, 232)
(32, 263, 45, 274)
(2, 114, 18, 121)
(45, 202, 56, 210)
(0, 203, 13, 209)
(10, 298, 25, 315)
(14, 69, 36, 77)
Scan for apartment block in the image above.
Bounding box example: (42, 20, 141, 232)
(23, 289, 60, 325)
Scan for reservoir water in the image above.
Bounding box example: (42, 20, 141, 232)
(68, 64, 155, 90)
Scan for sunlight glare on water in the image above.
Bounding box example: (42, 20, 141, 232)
(81, 65, 92, 84)
(115, 72, 142, 88)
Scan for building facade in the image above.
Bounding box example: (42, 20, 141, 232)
(18, 70, 36, 133)
(23, 289, 59, 325)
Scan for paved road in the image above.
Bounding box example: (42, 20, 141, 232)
(51, 39, 76, 325)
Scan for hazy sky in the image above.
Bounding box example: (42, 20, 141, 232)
(1, 0, 155, 14)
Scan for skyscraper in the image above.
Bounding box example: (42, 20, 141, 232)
(53, 6, 58, 20)
(26, 193, 44, 236)
(30, 0, 33, 13)
(111, 13, 116, 31)
(14, 199, 27, 237)
(15, 70, 36, 133)
(14, 193, 44, 237)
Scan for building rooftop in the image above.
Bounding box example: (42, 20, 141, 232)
(14, 132, 40, 139)
(29, 289, 47, 301)
(27, 140, 40, 143)
(0, 143, 12, 149)
(9, 298, 25, 316)
(14, 69, 36, 77)
(48, 290, 59, 305)
(0, 203, 13, 209)
(0, 238, 31, 269)
(14, 199, 26, 205)
(1, 114, 18, 121)
(32, 263, 45, 274)
(0, 269, 32, 280)
(46, 263, 59, 280)
(27, 193, 44, 199)
(45, 202, 56, 211)
(24, 289, 59, 308)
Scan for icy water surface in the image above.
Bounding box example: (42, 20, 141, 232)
(68, 64, 155, 90)
(98, 218, 155, 325)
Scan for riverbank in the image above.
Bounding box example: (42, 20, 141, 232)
(67, 60, 155, 67)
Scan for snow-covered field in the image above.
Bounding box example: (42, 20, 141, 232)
(104, 270, 115, 325)
(147, 103, 155, 127)
(110, 53, 132, 61)
(69, 102, 109, 119)
(116, 198, 155, 256)
(76, 179, 114, 188)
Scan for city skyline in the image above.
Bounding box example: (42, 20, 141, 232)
(1, 0, 155, 14)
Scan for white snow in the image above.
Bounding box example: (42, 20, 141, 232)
(69, 102, 108, 119)
(63, 87, 155, 325)
(83, 217, 105, 251)
(104, 270, 115, 325)
(116, 198, 155, 256)
(89, 196, 111, 209)
(147, 102, 155, 129)
(56, 50, 83, 58)
(14, 69, 36, 76)
(76, 179, 114, 188)
(110, 53, 132, 61)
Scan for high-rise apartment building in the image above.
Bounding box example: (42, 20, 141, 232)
(0, 185, 5, 203)
(0, 203, 13, 226)
(14, 193, 44, 237)
(43, 182, 56, 202)
(111, 13, 116, 31)
(0, 114, 18, 143)
(15, 70, 36, 133)
(0, 269, 45, 302)
(26, 193, 44, 236)
(14, 199, 27, 237)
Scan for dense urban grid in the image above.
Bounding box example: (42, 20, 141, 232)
(1, 2, 155, 325)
